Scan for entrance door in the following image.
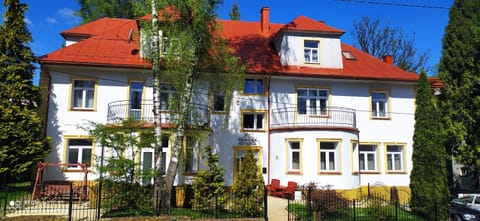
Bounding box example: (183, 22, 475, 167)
(233, 146, 262, 183)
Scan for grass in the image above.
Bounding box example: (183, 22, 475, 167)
(0, 182, 32, 204)
(288, 203, 427, 221)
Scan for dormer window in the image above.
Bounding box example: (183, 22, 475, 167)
(304, 40, 320, 63)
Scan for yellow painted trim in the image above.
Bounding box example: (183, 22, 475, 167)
(316, 138, 342, 174)
(350, 139, 358, 174)
(369, 89, 392, 120)
(285, 138, 304, 175)
(210, 92, 229, 115)
(127, 79, 146, 120)
(359, 142, 381, 173)
(240, 76, 268, 96)
(383, 142, 408, 174)
(232, 146, 263, 184)
(240, 109, 268, 133)
(68, 77, 98, 112)
(63, 135, 96, 172)
(303, 38, 322, 65)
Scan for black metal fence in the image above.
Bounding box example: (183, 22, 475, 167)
(287, 186, 435, 221)
(1, 183, 266, 221)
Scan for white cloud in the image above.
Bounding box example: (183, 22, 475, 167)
(46, 17, 58, 24)
(57, 8, 80, 25)
(24, 17, 31, 25)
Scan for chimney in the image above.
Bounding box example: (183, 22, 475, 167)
(383, 55, 393, 65)
(261, 7, 270, 33)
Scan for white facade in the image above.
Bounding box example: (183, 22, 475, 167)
(39, 10, 418, 192)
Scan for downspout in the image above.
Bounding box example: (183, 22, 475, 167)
(355, 112, 362, 196)
(267, 73, 272, 184)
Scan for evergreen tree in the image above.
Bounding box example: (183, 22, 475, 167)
(0, 0, 50, 183)
(229, 2, 240, 20)
(410, 71, 449, 220)
(438, 0, 480, 186)
(232, 150, 264, 217)
(192, 146, 226, 211)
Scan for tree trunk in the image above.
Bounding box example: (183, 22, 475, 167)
(151, 0, 163, 212)
(163, 69, 195, 211)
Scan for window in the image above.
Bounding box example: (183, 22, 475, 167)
(71, 80, 95, 109)
(371, 91, 389, 118)
(244, 78, 265, 94)
(242, 111, 265, 131)
(184, 136, 198, 173)
(160, 83, 174, 110)
(66, 138, 92, 168)
(140, 133, 169, 185)
(129, 81, 143, 120)
(304, 40, 319, 63)
(386, 145, 404, 172)
(318, 140, 340, 173)
(213, 92, 226, 112)
(359, 144, 378, 172)
(297, 88, 329, 115)
(287, 140, 302, 173)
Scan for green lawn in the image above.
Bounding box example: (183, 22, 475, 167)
(288, 203, 426, 221)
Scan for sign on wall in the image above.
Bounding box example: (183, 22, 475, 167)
(238, 133, 258, 146)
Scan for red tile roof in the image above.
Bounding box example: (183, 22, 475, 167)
(40, 10, 420, 82)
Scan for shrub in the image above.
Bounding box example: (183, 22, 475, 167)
(309, 183, 349, 219)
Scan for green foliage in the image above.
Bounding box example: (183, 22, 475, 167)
(76, 0, 149, 23)
(232, 150, 264, 217)
(0, 0, 51, 182)
(308, 183, 349, 219)
(192, 146, 226, 211)
(85, 119, 157, 215)
(439, 0, 480, 177)
(410, 71, 449, 220)
(229, 2, 240, 20)
(352, 16, 430, 73)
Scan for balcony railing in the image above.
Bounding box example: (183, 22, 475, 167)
(107, 100, 211, 126)
(270, 106, 356, 130)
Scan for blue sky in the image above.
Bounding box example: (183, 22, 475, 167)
(1, 0, 453, 85)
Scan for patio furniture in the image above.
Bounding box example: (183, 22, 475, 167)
(267, 178, 282, 195)
(272, 181, 297, 199)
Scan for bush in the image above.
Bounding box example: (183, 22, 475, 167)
(309, 183, 349, 219)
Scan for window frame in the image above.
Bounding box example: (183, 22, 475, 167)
(69, 78, 97, 111)
(243, 77, 267, 95)
(240, 110, 267, 132)
(63, 136, 95, 172)
(317, 139, 342, 174)
(296, 87, 330, 116)
(184, 135, 199, 175)
(304, 39, 320, 64)
(128, 80, 145, 120)
(385, 143, 406, 173)
(211, 91, 228, 114)
(160, 83, 174, 111)
(370, 90, 391, 119)
(285, 138, 303, 174)
(358, 143, 380, 173)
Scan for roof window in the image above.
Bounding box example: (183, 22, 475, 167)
(342, 51, 356, 60)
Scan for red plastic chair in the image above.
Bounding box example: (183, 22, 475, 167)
(282, 181, 297, 199)
(267, 179, 281, 195)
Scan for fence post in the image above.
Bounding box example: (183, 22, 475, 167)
(353, 199, 356, 221)
(68, 183, 73, 221)
(2, 186, 8, 217)
(395, 201, 398, 221)
(307, 186, 312, 221)
(264, 185, 268, 221)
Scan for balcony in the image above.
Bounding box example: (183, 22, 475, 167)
(270, 107, 356, 130)
(107, 100, 211, 127)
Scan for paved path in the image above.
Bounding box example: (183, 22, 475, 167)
(268, 195, 288, 220)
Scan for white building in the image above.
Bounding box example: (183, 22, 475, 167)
(39, 7, 425, 198)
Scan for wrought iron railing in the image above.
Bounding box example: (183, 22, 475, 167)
(270, 106, 356, 129)
(107, 100, 211, 126)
